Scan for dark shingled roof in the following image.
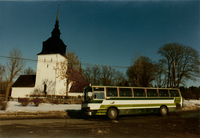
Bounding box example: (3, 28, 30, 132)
(69, 82, 90, 93)
(38, 37, 66, 56)
(12, 75, 36, 87)
(68, 69, 90, 93)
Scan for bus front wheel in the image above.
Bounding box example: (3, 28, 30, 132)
(160, 106, 168, 116)
(107, 108, 118, 119)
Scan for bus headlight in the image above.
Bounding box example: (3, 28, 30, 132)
(87, 92, 93, 100)
(88, 92, 92, 97)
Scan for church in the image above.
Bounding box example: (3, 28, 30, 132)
(11, 11, 89, 98)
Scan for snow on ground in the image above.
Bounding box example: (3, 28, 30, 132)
(0, 101, 81, 113)
(0, 100, 200, 113)
(182, 100, 200, 111)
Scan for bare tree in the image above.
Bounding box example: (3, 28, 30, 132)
(126, 56, 157, 87)
(83, 65, 101, 85)
(0, 64, 6, 91)
(158, 43, 200, 87)
(83, 65, 127, 86)
(82, 66, 92, 84)
(100, 66, 116, 86)
(6, 48, 25, 100)
(23, 66, 36, 75)
(154, 61, 167, 88)
(56, 52, 80, 96)
(66, 51, 80, 71)
(114, 70, 128, 86)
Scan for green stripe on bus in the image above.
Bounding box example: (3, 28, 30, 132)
(175, 97, 181, 103)
(92, 107, 177, 115)
(107, 97, 174, 100)
(100, 103, 175, 109)
(87, 100, 103, 103)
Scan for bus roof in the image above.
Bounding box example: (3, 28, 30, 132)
(88, 85, 179, 90)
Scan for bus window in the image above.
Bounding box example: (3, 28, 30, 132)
(147, 89, 158, 97)
(170, 90, 179, 97)
(119, 88, 132, 97)
(159, 89, 169, 97)
(133, 89, 146, 97)
(107, 88, 118, 97)
(94, 92, 104, 99)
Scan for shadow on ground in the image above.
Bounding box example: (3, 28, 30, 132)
(65, 110, 174, 120)
(65, 110, 109, 120)
(65, 110, 84, 119)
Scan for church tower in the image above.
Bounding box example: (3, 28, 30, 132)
(35, 10, 67, 95)
(11, 9, 89, 98)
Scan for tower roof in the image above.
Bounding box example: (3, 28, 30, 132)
(38, 9, 66, 56)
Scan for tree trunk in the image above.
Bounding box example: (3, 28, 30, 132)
(66, 79, 69, 97)
(5, 82, 12, 101)
(173, 60, 176, 88)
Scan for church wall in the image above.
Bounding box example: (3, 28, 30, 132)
(55, 54, 67, 95)
(35, 54, 66, 95)
(68, 92, 83, 97)
(11, 87, 34, 98)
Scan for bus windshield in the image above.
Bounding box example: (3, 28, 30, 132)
(84, 86, 92, 101)
(94, 87, 105, 99)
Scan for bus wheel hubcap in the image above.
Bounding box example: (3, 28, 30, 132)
(111, 110, 116, 116)
(162, 108, 166, 114)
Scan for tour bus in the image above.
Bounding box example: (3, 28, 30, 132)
(82, 85, 182, 119)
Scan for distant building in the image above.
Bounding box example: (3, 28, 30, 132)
(11, 11, 89, 98)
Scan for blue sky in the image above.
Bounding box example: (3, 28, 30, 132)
(0, 1, 199, 87)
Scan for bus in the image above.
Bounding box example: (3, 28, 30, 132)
(82, 85, 182, 119)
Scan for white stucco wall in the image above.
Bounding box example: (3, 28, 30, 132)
(35, 54, 67, 95)
(11, 53, 82, 98)
(68, 92, 83, 97)
(11, 87, 34, 98)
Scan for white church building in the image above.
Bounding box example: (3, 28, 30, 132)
(11, 11, 89, 98)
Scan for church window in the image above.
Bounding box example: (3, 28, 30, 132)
(44, 84, 47, 95)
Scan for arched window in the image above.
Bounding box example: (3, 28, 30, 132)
(44, 84, 47, 95)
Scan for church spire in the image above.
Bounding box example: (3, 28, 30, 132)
(39, 7, 66, 56)
(56, 8, 59, 22)
(51, 8, 61, 39)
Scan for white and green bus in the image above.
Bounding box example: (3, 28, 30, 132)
(82, 85, 182, 119)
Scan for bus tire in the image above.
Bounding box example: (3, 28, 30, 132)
(160, 106, 168, 116)
(107, 108, 118, 119)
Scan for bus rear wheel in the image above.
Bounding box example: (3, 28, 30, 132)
(160, 106, 168, 116)
(107, 108, 118, 119)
